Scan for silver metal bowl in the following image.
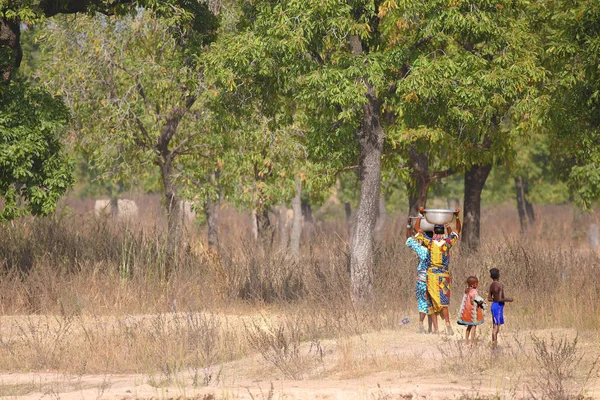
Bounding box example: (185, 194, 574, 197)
(423, 209, 455, 225)
(409, 217, 435, 231)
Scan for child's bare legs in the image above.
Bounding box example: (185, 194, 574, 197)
(465, 326, 473, 344)
(465, 326, 477, 345)
(427, 314, 433, 333)
(492, 324, 500, 348)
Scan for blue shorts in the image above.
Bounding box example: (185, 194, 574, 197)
(491, 302, 504, 325)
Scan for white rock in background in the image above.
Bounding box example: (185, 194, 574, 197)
(94, 199, 139, 219)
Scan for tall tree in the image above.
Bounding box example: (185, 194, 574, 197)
(37, 9, 218, 260)
(0, 0, 216, 222)
(536, 0, 600, 208)
(204, 0, 433, 304)
(0, 81, 73, 220)
(390, 0, 545, 250)
(1, 0, 147, 82)
(385, 127, 456, 219)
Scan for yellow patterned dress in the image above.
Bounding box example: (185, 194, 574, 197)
(415, 231, 459, 314)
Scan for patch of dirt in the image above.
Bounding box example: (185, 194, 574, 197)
(0, 314, 598, 400)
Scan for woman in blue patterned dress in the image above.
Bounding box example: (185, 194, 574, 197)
(406, 219, 432, 333)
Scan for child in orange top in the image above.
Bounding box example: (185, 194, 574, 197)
(457, 276, 486, 344)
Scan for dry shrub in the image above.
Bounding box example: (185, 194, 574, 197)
(2, 204, 598, 329)
(436, 334, 528, 377)
(244, 313, 324, 380)
(0, 312, 247, 376)
(526, 334, 599, 400)
(0, 202, 598, 378)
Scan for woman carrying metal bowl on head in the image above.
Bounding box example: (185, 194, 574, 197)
(415, 207, 461, 335)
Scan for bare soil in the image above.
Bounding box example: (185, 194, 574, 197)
(0, 313, 598, 400)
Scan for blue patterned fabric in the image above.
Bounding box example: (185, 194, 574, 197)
(415, 280, 429, 313)
(407, 236, 431, 314)
(406, 237, 429, 281)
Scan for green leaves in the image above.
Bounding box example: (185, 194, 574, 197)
(37, 11, 206, 193)
(0, 81, 73, 220)
(536, 0, 600, 208)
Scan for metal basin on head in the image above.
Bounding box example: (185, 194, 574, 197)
(423, 209, 455, 225)
(409, 217, 435, 231)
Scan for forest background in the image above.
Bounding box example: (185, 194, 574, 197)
(0, 1, 600, 398)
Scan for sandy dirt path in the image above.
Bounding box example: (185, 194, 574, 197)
(0, 314, 598, 400)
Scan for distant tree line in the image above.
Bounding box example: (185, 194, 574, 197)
(1, 0, 598, 304)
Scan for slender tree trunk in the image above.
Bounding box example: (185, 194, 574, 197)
(463, 163, 492, 251)
(514, 177, 527, 233)
(515, 176, 535, 233)
(161, 159, 182, 265)
(204, 169, 221, 252)
(109, 196, 119, 218)
(407, 176, 431, 218)
(349, 87, 384, 305)
(348, 34, 384, 305)
(523, 179, 535, 225)
(344, 202, 352, 224)
(254, 207, 273, 247)
(301, 199, 313, 223)
(406, 149, 433, 220)
(0, 18, 22, 81)
(301, 198, 314, 242)
(251, 209, 259, 241)
(290, 177, 303, 261)
(108, 180, 122, 218)
(204, 196, 220, 252)
(344, 201, 353, 239)
(278, 205, 291, 254)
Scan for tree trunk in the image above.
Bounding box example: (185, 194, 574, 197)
(344, 201, 353, 239)
(109, 196, 119, 218)
(278, 205, 290, 254)
(347, 33, 384, 305)
(344, 202, 352, 224)
(515, 176, 535, 233)
(349, 87, 384, 305)
(406, 150, 431, 219)
(251, 209, 259, 241)
(161, 159, 182, 265)
(254, 207, 273, 247)
(407, 176, 431, 218)
(290, 177, 303, 261)
(0, 18, 22, 81)
(523, 178, 535, 225)
(514, 177, 527, 233)
(108, 180, 122, 218)
(463, 163, 492, 251)
(301, 199, 313, 223)
(204, 196, 220, 252)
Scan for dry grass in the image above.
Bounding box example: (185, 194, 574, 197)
(0, 201, 598, 398)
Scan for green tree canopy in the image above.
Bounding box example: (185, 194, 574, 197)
(0, 81, 73, 220)
(537, 0, 600, 209)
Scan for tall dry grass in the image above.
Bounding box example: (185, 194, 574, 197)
(0, 200, 598, 385)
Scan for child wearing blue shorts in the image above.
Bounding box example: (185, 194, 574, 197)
(487, 268, 513, 348)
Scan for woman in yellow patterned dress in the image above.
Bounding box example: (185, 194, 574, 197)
(415, 208, 461, 335)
